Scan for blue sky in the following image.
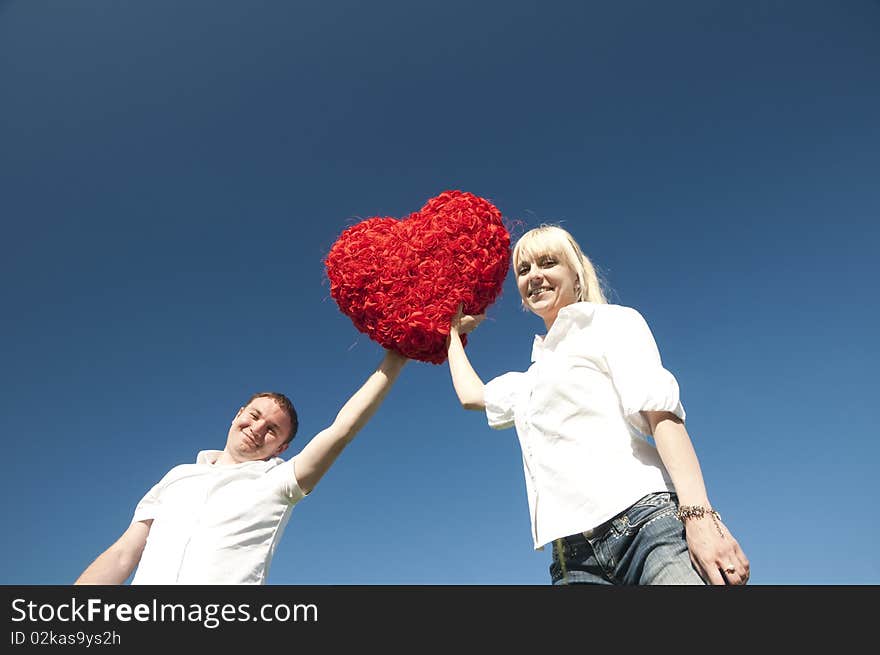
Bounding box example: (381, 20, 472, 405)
(1, 0, 878, 585)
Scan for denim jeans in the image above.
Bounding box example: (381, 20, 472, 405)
(549, 492, 705, 585)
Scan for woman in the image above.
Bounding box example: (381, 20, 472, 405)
(446, 225, 749, 585)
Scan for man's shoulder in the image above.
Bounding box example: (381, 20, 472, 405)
(153, 461, 203, 483)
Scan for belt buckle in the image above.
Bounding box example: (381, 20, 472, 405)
(584, 516, 615, 540)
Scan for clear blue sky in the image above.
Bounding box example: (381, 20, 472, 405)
(2, 0, 877, 585)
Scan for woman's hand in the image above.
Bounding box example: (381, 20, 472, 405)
(647, 411, 750, 585)
(684, 512, 750, 585)
(445, 303, 487, 410)
(450, 303, 486, 336)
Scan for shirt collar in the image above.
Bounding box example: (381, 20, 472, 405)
(196, 450, 224, 465)
(195, 449, 284, 470)
(531, 302, 597, 362)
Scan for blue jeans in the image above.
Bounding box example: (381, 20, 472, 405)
(550, 492, 706, 585)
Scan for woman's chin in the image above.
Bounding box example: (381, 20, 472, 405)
(527, 303, 553, 322)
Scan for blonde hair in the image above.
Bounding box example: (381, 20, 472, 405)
(512, 225, 608, 304)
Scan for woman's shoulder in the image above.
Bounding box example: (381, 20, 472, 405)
(584, 304, 657, 343)
(570, 302, 646, 325)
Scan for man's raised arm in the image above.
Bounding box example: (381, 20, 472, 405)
(292, 349, 407, 494)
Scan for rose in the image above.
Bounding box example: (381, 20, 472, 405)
(325, 190, 510, 363)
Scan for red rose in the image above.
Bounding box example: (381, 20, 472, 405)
(325, 190, 510, 363)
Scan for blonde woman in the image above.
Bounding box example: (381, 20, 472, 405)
(446, 225, 749, 585)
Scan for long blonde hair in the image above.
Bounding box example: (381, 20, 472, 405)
(512, 225, 608, 304)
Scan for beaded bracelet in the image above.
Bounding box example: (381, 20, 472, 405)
(675, 505, 724, 537)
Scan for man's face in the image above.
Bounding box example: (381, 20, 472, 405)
(225, 396, 293, 462)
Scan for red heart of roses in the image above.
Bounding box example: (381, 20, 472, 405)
(325, 190, 510, 363)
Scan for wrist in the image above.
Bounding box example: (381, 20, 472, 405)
(382, 350, 407, 368)
(675, 504, 723, 537)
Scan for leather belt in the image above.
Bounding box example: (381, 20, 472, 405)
(561, 516, 617, 545)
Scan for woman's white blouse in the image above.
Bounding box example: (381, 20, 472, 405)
(484, 302, 685, 549)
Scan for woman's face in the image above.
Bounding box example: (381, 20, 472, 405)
(515, 251, 579, 329)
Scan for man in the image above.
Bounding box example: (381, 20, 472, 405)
(75, 348, 407, 584)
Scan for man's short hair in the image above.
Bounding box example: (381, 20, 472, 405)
(245, 392, 299, 444)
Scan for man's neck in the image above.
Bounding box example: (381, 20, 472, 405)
(214, 450, 275, 466)
(214, 450, 244, 466)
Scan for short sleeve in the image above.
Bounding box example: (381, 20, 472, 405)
(484, 371, 526, 430)
(131, 481, 163, 524)
(277, 459, 307, 504)
(603, 307, 685, 436)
